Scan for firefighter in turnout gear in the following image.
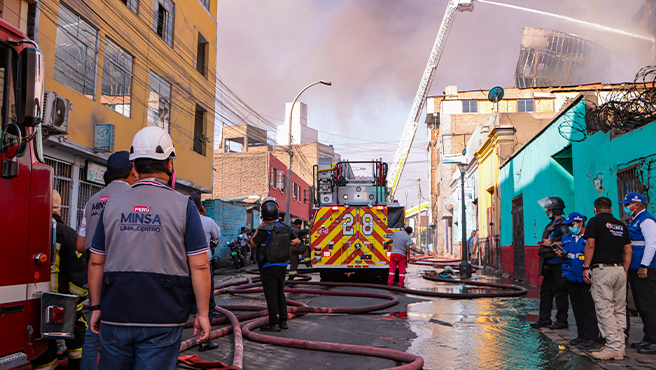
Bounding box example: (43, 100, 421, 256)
(531, 196, 570, 330)
(250, 200, 300, 332)
(289, 219, 311, 282)
(30, 190, 88, 370)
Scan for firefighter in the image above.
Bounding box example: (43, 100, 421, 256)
(250, 200, 300, 332)
(619, 192, 656, 355)
(87, 126, 211, 369)
(384, 226, 413, 288)
(75, 151, 137, 370)
(531, 196, 570, 330)
(30, 190, 87, 370)
(289, 219, 311, 282)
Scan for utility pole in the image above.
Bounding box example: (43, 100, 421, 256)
(417, 178, 421, 251)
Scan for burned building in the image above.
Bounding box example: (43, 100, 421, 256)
(514, 27, 612, 89)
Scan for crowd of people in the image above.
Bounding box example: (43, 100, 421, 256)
(531, 195, 656, 360)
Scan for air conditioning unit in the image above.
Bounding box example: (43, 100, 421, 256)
(42, 91, 72, 135)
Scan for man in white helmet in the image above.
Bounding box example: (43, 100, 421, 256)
(87, 127, 212, 370)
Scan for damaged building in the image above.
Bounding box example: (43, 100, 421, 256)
(514, 27, 613, 89)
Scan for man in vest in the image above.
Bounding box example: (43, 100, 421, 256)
(531, 196, 570, 330)
(87, 127, 211, 370)
(289, 219, 311, 283)
(250, 200, 300, 332)
(31, 191, 87, 370)
(619, 192, 656, 355)
(76, 151, 137, 370)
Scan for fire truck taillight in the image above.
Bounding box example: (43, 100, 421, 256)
(386, 252, 391, 257)
(323, 251, 331, 257)
(376, 206, 384, 211)
(46, 306, 66, 324)
(332, 206, 339, 211)
(34, 252, 48, 265)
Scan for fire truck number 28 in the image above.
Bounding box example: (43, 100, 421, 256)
(341, 213, 374, 236)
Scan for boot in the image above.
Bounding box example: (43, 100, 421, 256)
(260, 323, 281, 332)
(591, 347, 624, 360)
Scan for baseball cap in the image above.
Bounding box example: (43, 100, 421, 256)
(189, 192, 202, 209)
(618, 192, 646, 204)
(562, 212, 586, 225)
(107, 151, 132, 173)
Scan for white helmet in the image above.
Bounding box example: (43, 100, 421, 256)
(129, 126, 176, 161)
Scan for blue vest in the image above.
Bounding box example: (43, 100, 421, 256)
(628, 210, 656, 271)
(561, 234, 586, 283)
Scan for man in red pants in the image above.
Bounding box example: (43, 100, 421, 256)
(384, 227, 413, 287)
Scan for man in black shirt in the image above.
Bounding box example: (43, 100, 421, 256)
(582, 197, 632, 360)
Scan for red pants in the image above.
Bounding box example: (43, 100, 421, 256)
(388, 254, 407, 287)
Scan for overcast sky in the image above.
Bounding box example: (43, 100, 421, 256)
(216, 0, 654, 209)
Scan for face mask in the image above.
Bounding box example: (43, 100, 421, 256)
(548, 214, 554, 220)
(569, 226, 580, 234)
(167, 168, 176, 189)
(623, 206, 633, 217)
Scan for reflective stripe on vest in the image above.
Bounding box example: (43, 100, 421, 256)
(628, 211, 656, 270)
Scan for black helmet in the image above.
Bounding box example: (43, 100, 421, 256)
(261, 200, 279, 221)
(538, 196, 565, 211)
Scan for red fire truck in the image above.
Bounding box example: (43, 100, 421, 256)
(0, 19, 76, 369)
(310, 159, 405, 281)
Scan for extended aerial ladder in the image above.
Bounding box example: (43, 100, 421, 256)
(388, 0, 475, 197)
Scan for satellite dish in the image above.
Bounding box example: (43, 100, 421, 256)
(488, 86, 504, 103)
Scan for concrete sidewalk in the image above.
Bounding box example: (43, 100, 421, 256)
(531, 307, 655, 370)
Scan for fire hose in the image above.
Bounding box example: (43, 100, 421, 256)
(176, 272, 527, 369)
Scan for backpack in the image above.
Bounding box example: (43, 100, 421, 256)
(258, 222, 291, 264)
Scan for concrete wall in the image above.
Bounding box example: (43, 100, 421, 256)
(203, 199, 247, 266)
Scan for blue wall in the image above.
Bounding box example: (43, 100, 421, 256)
(203, 199, 248, 266)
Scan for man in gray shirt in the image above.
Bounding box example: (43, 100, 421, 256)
(384, 227, 413, 287)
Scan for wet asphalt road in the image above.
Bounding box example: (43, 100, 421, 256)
(179, 264, 602, 370)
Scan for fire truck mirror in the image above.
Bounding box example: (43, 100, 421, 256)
(17, 48, 44, 127)
(1, 123, 21, 159)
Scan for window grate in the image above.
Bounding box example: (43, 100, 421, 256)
(617, 165, 646, 223)
(77, 169, 104, 229)
(45, 157, 73, 226)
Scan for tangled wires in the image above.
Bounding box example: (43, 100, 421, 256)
(559, 65, 656, 142)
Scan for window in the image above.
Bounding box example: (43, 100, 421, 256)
(303, 190, 307, 205)
(462, 100, 477, 113)
(199, 0, 210, 11)
(517, 99, 535, 113)
(101, 39, 133, 117)
(276, 170, 285, 191)
(153, 0, 175, 47)
(617, 165, 646, 223)
(77, 169, 103, 229)
(292, 182, 297, 199)
(45, 157, 73, 226)
(119, 0, 138, 13)
(270, 167, 276, 188)
(193, 104, 206, 155)
(54, 4, 99, 99)
(148, 71, 171, 132)
(196, 32, 208, 77)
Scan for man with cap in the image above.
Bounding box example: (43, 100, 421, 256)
(289, 219, 311, 283)
(618, 192, 656, 355)
(582, 197, 632, 360)
(190, 192, 221, 352)
(31, 191, 87, 370)
(87, 126, 211, 370)
(76, 151, 138, 370)
(556, 212, 601, 350)
(250, 199, 300, 332)
(532, 196, 570, 330)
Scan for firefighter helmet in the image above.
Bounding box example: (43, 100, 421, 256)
(261, 199, 279, 221)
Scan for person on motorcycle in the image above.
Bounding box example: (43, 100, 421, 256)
(239, 227, 251, 266)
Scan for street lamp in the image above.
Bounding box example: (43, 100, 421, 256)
(286, 80, 331, 222)
(458, 162, 472, 279)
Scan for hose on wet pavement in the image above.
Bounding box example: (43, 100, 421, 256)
(178, 269, 527, 369)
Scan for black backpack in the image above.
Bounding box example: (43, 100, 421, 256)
(258, 222, 291, 264)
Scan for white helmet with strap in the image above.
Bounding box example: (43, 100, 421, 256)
(129, 126, 177, 161)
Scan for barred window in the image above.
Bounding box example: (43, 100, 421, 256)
(147, 71, 171, 132)
(517, 99, 535, 113)
(276, 171, 285, 191)
(54, 4, 98, 99)
(270, 167, 276, 188)
(101, 39, 133, 117)
(462, 100, 478, 113)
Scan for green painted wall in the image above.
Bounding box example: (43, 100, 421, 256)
(499, 100, 581, 247)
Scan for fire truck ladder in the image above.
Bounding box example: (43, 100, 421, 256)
(388, 0, 475, 197)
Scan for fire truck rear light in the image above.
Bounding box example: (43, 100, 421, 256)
(376, 206, 384, 211)
(34, 253, 48, 265)
(47, 306, 65, 324)
(386, 252, 391, 257)
(332, 206, 339, 211)
(323, 251, 331, 257)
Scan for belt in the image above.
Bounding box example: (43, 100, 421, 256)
(591, 263, 623, 269)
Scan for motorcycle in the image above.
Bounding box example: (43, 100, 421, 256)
(209, 239, 219, 271)
(228, 238, 244, 269)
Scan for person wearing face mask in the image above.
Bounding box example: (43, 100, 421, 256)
(618, 192, 656, 355)
(531, 196, 570, 330)
(557, 212, 601, 351)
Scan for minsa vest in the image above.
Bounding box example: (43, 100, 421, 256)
(628, 210, 656, 271)
(83, 181, 131, 251)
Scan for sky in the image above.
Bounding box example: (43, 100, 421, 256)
(215, 0, 654, 210)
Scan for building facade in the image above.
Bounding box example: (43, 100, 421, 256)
(33, 0, 217, 228)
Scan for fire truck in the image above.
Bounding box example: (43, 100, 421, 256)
(0, 19, 76, 369)
(310, 159, 405, 281)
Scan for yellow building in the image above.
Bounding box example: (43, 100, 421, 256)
(32, 0, 216, 227)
